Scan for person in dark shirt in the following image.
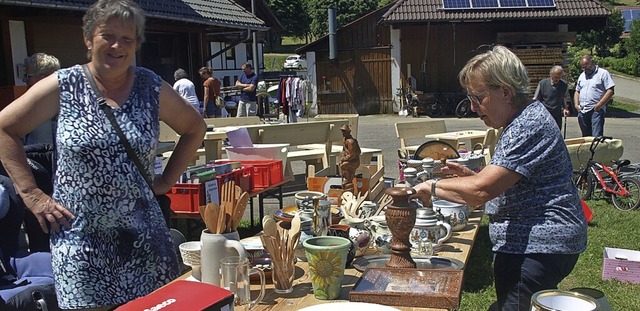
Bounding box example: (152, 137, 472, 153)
(235, 62, 258, 117)
(533, 65, 569, 129)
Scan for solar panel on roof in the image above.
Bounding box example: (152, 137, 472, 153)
(527, 0, 555, 7)
(443, 0, 472, 9)
(472, 0, 499, 8)
(621, 9, 640, 32)
(443, 0, 555, 9)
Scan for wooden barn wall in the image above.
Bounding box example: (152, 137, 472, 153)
(315, 47, 392, 115)
(400, 20, 568, 95)
(311, 10, 392, 115)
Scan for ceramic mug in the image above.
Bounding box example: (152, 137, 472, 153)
(220, 256, 265, 311)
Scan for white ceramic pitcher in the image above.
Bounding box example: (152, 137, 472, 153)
(200, 229, 248, 286)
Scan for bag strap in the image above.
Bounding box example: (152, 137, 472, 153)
(81, 64, 155, 191)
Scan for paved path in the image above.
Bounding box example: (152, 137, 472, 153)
(612, 74, 640, 103)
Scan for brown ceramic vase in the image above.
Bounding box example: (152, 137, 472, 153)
(384, 186, 417, 268)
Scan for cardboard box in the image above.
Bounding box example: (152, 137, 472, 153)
(116, 280, 234, 311)
(307, 164, 385, 200)
(602, 247, 640, 284)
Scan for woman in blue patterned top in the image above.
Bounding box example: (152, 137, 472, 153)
(413, 45, 587, 311)
(0, 0, 206, 309)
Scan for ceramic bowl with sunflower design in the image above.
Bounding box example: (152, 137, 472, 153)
(303, 236, 352, 300)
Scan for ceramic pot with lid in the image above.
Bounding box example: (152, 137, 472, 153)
(433, 199, 469, 231)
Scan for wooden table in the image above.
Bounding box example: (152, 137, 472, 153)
(426, 130, 487, 150)
(247, 210, 484, 310)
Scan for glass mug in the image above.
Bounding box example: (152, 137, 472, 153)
(220, 256, 265, 311)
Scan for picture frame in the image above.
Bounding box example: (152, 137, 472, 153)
(349, 267, 463, 309)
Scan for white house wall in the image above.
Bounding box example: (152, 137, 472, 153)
(208, 41, 264, 86)
(390, 26, 401, 113)
(9, 20, 27, 86)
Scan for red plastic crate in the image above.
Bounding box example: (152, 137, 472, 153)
(214, 160, 283, 190)
(240, 160, 283, 189)
(166, 183, 204, 213)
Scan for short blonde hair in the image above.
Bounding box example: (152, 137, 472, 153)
(24, 53, 60, 77)
(458, 45, 530, 107)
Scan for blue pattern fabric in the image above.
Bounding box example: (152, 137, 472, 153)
(486, 101, 587, 255)
(52, 65, 179, 309)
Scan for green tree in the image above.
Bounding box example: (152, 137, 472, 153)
(305, 0, 379, 38)
(575, 10, 624, 57)
(627, 19, 640, 56)
(267, 0, 311, 41)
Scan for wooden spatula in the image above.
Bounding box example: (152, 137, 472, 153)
(231, 192, 249, 231)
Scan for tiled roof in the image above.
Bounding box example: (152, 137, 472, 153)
(382, 0, 610, 23)
(1, 0, 267, 30)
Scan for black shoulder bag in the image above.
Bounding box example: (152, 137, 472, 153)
(81, 64, 172, 227)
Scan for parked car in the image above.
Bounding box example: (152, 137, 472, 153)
(283, 55, 307, 69)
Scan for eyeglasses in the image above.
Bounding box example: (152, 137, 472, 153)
(467, 89, 492, 105)
(22, 73, 36, 83)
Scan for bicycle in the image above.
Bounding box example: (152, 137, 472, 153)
(572, 136, 640, 211)
(455, 97, 472, 118)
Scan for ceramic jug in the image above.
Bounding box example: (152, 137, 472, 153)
(370, 220, 393, 254)
(411, 207, 452, 253)
(339, 218, 372, 256)
(200, 229, 248, 286)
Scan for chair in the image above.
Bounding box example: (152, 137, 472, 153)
(472, 128, 500, 162)
(394, 120, 450, 158)
(257, 92, 278, 121)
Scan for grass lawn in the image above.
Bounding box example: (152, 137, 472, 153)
(459, 198, 640, 310)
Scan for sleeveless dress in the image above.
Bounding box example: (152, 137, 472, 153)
(52, 65, 179, 309)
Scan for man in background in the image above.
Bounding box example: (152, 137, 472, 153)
(574, 55, 615, 137)
(533, 65, 569, 129)
(235, 62, 258, 117)
(173, 68, 200, 113)
(22, 53, 60, 145)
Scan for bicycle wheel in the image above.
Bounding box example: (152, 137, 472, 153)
(572, 171, 593, 200)
(428, 100, 444, 117)
(455, 98, 471, 118)
(612, 177, 640, 211)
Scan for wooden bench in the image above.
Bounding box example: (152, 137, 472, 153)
(394, 119, 455, 157)
(298, 114, 382, 165)
(241, 119, 349, 176)
(203, 116, 262, 129)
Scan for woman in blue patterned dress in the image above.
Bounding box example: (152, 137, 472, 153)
(0, 0, 206, 309)
(413, 46, 587, 311)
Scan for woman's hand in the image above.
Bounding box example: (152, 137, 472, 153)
(441, 161, 476, 177)
(24, 190, 74, 234)
(411, 182, 432, 207)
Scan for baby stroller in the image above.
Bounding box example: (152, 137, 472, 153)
(0, 175, 59, 311)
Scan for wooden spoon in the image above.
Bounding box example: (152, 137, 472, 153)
(204, 202, 219, 233)
(199, 204, 207, 224)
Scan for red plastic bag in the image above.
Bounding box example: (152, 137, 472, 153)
(581, 199, 593, 223)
